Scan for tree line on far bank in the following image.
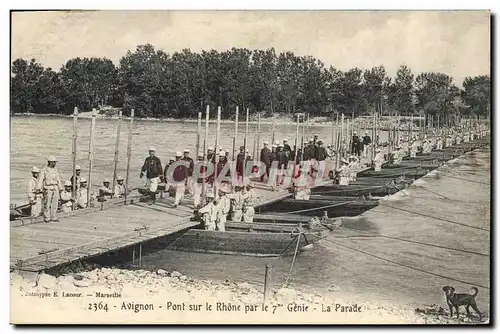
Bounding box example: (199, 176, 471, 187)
(10, 44, 491, 120)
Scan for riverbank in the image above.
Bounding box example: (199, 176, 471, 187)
(10, 268, 475, 324)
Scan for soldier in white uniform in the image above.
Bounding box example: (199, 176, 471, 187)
(242, 183, 257, 223)
(114, 176, 126, 198)
(373, 149, 385, 172)
(199, 195, 217, 231)
(99, 179, 113, 201)
(338, 158, 350, 185)
(227, 186, 245, 221)
(215, 188, 231, 231)
(60, 181, 75, 213)
(26, 166, 42, 217)
(36, 156, 63, 222)
(77, 178, 90, 209)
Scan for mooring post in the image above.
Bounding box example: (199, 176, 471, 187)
(71, 107, 78, 210)
(87, 108, 97, 207)
(214, 106, 221, 198)
(244, 108, 249, 162)
(132, 246, 136, 266)
(124, 109, 134, 205)
(263, 264, 272, 305)
(232, 106, 239, 161)
(201, 105, 210, 205)
(139, 243, 142, 267)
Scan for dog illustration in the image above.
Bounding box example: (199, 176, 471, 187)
(442, 286, 482, 320)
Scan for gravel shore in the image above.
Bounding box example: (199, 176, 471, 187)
(10, 268, 487, 324)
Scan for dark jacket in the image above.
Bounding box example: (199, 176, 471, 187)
(141, 156, 163, 179)
(172, 161, 188, 182)
(362, 135, 372, 146)
(182, 157, 194, 176)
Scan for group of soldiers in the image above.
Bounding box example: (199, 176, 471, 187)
(26, 156, 127, 222)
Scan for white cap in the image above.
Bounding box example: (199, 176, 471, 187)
(149, 146, 156, 151)
(309, 138, 314, 142)
(175, 152, 182, 157)
(80, 178, 87, 183)
(272, 144, 277, 148)
(248, 154, 252, 158)
(75, 165, 81, 170)
(47, 155, 57, 162)
(31, 166, 39, 173)
(103, 178, 110, 183)
(263, 141, 269, 145)
(208, 146, 214, 151)
(64, 181, 72, 186)
(169, 157, 175, 161)
(245, 149, 249, 152)
(183, 149, 190, 153)
(274, 140, 279, 145)
(283, 139, 288, 142)
(198, 152, 204, 158)
(117, 176, 124, 181)
(314, 133, 319, 136)
(219, 150, 226, 156)
(219, 146, 223, 150)
(341, 158, 348, 164)
(278, 143, 283, 147)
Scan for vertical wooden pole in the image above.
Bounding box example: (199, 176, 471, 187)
(87, 108, 97, 207)
(340, 114, 344, 159)
(71, 107, 78, 210)
(271, 122, 276, 146)
(196, 111, 202, 156)
(301, 116, 306, 162)
(112, 110, 123, 195)
(214, 107, 221, 198)
(256, 113, 261, 162)
(295, 114, 300, 153)
(232, 106, 239, 160)
(244, 108, 249, 160)
(263, 264, 273, 305)
(124, 109, 135, 204)
(202, 105, 209, 205)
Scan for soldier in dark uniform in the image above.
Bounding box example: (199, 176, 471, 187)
(140, 146, 163, 204)
(315, 141, 328, 161)
(236, 146, 245, 181)
(351, 132, 361, 156)
(260, 141, 271, 182)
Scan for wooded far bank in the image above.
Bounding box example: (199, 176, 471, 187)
(10, 44, 491, 120)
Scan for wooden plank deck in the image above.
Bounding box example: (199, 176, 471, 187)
(9, 180, 303, 272)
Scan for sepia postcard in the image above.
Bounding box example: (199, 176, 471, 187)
(9, 9, 491, 325)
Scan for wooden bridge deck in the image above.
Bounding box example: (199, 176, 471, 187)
(10, 181, 303, 272)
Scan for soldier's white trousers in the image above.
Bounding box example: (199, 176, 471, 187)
(43, 187, 59, 221)
(174, 184, 185, 205)
(243, 207, 255, 223)
(216, 214, 227, 231)
(193, 182, 202, 207)
(231, 209, 243, 221)
(30, 196, 42, 217)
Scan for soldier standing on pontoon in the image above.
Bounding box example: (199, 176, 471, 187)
(26, 166, 42, 217)
(60, 181, 75, 213)
(242, 183, 257, 223)
(373, 149, 385, 172)
(36, 156, 63, 223)
(140, 146, 163, 204)
(77, 178, 89, 209)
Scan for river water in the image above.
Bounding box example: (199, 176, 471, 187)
(10, 116, 490, 312)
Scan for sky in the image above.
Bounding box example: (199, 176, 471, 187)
(11, 10, 490, 86)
